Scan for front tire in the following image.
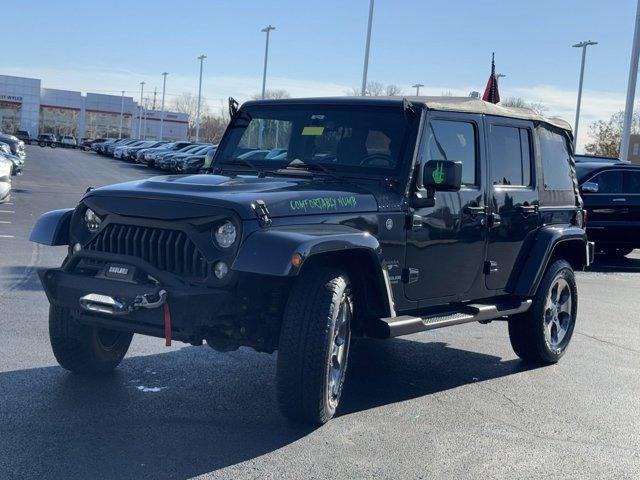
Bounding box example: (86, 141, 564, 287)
(49, 306, 133, 374)
(277, 267, 352, 425)
(508, 259, 577, 363)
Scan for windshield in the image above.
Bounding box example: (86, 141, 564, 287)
(216, 104, 417, 177)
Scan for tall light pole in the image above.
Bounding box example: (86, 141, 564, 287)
(412, 83, 424, 96)
(195, 54, 206, 142)
(620, 0, 640, 162)
(572, 40, 598, 148)
(361, 0, 375, 96)
(138, 82, 145, 138)
(159, 72, 168, 141)
(261, 25, 276, 99)
(118, 90, 124, 139)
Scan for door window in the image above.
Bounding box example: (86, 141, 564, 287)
(590, 171, 623, 193)
(488, 125, 532, 186)
(425, 120, 477, 185)
(624, 171, 640, 193)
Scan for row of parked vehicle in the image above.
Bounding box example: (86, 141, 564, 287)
(87, 137, 218, 174)
(0, 131, 27, 203)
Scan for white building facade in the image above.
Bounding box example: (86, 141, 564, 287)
(0, 74, 188, 141)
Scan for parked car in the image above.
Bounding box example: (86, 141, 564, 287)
(155, 144, 206, 170)
(0, 132, 26, 159)
(14, 130, 32, 143)
(128, 141, 168, 162)
(161, 144, 213, 172)
(137, 141, 194, 166)
(30, 96, 591, 425)
(175, 146, 217, 173)
(1, 151, 24, 175)
(38, 133, 57, 148)
(60, 135, 77, 147)
(576, 159, 640, 257)
(574, 154, 620, 164)
(0, 156, 12, 203)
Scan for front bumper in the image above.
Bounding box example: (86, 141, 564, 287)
(39, 251, 234, 343)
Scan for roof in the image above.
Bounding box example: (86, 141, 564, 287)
(243, 96, 573, 132)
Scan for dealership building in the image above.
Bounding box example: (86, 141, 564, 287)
(0, 74, 188, 141)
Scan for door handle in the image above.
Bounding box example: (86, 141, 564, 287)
(518, 204, 539, 214)
(463, 205, 487, 216)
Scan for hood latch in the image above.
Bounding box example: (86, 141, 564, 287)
(252, 199, 272, 227)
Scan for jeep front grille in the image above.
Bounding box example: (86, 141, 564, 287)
(86, 224, 208, 279)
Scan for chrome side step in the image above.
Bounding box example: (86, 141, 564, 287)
(370, 300, 532, 339)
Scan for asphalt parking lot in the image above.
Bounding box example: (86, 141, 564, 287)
(0, 145, 638, 480)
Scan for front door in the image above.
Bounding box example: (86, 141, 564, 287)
(404, 113, 487, 303)
(484, 118, 540, 291)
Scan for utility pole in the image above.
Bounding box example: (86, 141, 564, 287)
(412, 83, 424, 96)
(621, 0, 640, 162)
(152, 87, 158, 110)
(159, 72, 168, 141)
(361, 0, 375, 96)
(572, 40, 598, 148)
(261, 25, 276, 99)
(195, 54, 206, 142)
(138, 82, 145, 138)
(118, 90, 125, 139)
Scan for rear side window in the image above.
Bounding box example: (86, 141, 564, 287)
(425, 120, 477, 185)
(488, 125, 532, 186)
(624, 171, 640, 193)
(538, 127, 574, 190)
(590, 170, 623, 193)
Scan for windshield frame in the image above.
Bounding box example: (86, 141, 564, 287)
(213, 103, 422, 182)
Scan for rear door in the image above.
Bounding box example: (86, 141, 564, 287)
(622, 170, 640, 242)
(485, 118, 540, 291)
(582, 170, 626, 244)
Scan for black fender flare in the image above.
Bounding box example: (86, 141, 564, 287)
(232, 224, 395, 317)
(29, 208, 74, 246)
(232, 224, 382, 277)
(511, 224, 588, 297)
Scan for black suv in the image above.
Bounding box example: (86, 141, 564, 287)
(31, 97, 591, 425)
(576, 159, 640, 257)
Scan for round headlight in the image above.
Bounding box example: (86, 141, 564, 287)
(214, 221, 236, 248)
(84, 208, 102, 233)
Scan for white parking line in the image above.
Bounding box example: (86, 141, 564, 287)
(0, 210, 15, 213)
(0, 220, 11, 224)
(0, 235, 14, 238)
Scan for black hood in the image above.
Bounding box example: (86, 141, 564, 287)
(84, 174, 380, 220)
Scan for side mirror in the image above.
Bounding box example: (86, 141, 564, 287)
(423, 160, 462, 191)
(581, 181, 599, 194)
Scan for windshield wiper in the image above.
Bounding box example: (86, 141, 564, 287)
(285, 159, 341, 180)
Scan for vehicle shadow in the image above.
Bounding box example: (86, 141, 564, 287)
(0, 266, 43, 292)
(586, 251, 640, 273)
(0, 337, 538, 480)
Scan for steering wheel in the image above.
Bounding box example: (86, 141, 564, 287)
(359, 154, 393, 167)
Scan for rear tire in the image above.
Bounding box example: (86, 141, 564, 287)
(508, 259, 577, 363)
(49, 306, 133, 374)
(277, 267, 353, 425)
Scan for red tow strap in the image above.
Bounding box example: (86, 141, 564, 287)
(163, 301, 172, 346)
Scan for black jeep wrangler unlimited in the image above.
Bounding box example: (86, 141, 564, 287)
(31, 97, 592, 425)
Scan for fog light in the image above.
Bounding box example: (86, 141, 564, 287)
(73, 243, 82, 253)
(214, 261, 229, 279)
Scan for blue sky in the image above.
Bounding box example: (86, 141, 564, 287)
(3, 0, 639, 150)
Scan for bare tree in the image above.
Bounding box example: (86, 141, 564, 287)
(346, 82, 403, 96)
(501, 97, 548, 116)
(441, 90, 454, 97)
(584, 110, 640, 157)
(251, 89, 291, 100)
(169, 92, 210, 137)
(385, 84, 403, 96)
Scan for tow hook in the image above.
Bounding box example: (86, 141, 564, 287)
(79, 289, 167, 315)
